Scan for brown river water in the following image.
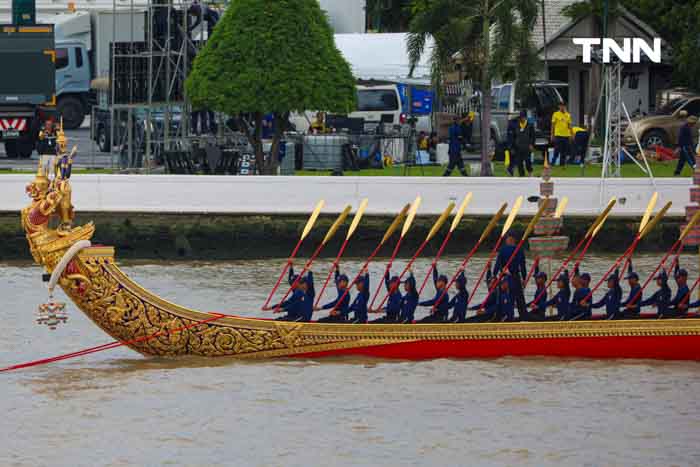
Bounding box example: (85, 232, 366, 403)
(2, 255, 700, 466)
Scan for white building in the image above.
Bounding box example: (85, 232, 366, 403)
(0, 0, 368, 34)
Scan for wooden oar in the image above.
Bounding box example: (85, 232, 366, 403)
(523, 256, 540, 289)
(271, 205, 352, 312)
(585, 200, 672, 302)
(466, 196, 524, 305)
(329, 203, 411, 314)
(623, 209, 700, 308)
(417, 193, 473, 294)
(369, 196, 425, 309)
(555, 196, 569, 219)
(314, 198, 369, 307)
(477, 200, 548, 307)
(620, 191, 659, 278)
(262, 199, 325, 309)
(425, 203, 507, 302)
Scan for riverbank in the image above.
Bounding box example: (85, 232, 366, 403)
(0, 212, 684, 260)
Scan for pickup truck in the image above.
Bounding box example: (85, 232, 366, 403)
(0, 24, 56, 158)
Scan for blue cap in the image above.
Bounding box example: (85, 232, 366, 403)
(456, 272, 467, 286)
(389, 275, 400, 283)
(625, 271, 639, 280)
(535, 271, 547, 280)
(558, 270, 569, 283)
(437, 274, 449, 283)
(404, 275, 416, 289)
(580, 273, 591, 282)
(675, 268, 688, 278)
(654, 270, 668, 281)
(336, 274, 349, 283)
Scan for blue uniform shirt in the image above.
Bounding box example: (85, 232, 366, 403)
(592, 287, 622, 318)
(349, 273, 370, 323)
(670, 284, 690, 310)
(620, 284, 642, 315)
(494, 244, 527, 280)
(383, 271, 403, 319)
(448, 289, 469, 322)
(568, 287, 592, 319)
(399, 293, 419, 322)
(279, 289, 305, 321)
(497, 288, 515, 321)
(544, 288, 570, 318)
(528, 286, 547, 315)
(640, 285, 671, 315)
(448, 123, 462, 156)
(679, 124, 694, 149)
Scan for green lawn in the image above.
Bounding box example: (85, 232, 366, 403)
(296, 160, 691, 178)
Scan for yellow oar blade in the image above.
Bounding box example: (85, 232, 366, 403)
(522, 201, 548, 240)
(426, 202, 456, 242)
(638, 192, 658, 233)
(449, 193, 473, 232)
(640, 201, 672, 239)
(584, 197, 617, 238)
(591, 211, 611, 238)
(680, 209, 700, 242)
(301, 200, 325, 240)
(346, 198, 369, 240)
(554, 196, 569, 219)
(501, 196, 523, 236)
(401, 196, 422, 238)
(322, 205, 352, 245)
(381, 204, 411, 245)
(478, 203, 508, 243)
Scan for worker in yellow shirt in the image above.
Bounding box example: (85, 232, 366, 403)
(550, 102, 573, 166)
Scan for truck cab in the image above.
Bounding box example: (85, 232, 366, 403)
(54, 40, 91, 129)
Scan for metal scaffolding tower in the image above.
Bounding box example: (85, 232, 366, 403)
(108, 0, 199, 171)
(600, 60, 654, 181)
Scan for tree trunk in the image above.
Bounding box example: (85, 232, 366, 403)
(480, 3, 493, 176)
(267, 112, 289, 175)
(253, 112, 264, 175)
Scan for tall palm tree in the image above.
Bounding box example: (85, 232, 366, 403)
(408, 0, 540, 175)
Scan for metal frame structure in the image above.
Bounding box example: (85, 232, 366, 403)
(108, 0, 197, 171)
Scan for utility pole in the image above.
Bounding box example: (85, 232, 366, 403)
(541, 0, 548, 80)
(600, 0, 608, 142)
(12, 0, 36, 25)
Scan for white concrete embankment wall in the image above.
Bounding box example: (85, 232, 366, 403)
(0, 175, 691, 217)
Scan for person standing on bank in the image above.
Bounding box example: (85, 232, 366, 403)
(507, 110, 535, 177)
(550, 102, 572, 167)
(674, 114, 697, 176)
(443, 117, 468, 176)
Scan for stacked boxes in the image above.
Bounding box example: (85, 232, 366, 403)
(529, 166, 570, 256)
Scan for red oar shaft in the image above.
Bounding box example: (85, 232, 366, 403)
(583, 237, 640, 302)
(273, 241, 326, 312)
(523, 256, 540, 289)
(531, 233, 590, 307)
(369, 236, 407, 309)
(465, 236, 505, 306)
(314, 238, 352, 308)
(262, 240, 304, 309)
(573, 233, 596, 271)
(418, 230, 455, 295)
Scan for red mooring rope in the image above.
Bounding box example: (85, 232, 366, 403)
(0, 313, 227, 373)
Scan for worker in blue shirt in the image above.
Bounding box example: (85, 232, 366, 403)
(447, 270, 469, 322)
(275, 266, 313, 321)
(639, 270, 672, 316)
(545, 271, 571, 319)
(665, 266, 691, 317)
(527, 271, 548, 320)
(418, 269, 450, 323)
(674, 114, 698, 176)
(316, 266, 351, 323)
(399, 274, 419, 323)
(443, 117, 468, 176)
(567, 272, 592, 320)
(348, 267, 370, 323)
(371, 270, 403, 323)
(590, 270, 622, 319)
(493, 232, 528, 320)
(495, 277, 515, 322)
(619, 268, 642, 319)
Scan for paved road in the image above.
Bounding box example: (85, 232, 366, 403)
(0, 122, 114, 170)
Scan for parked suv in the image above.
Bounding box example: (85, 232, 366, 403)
(490, 81, 566, 150)
(624, 96, 700, 148)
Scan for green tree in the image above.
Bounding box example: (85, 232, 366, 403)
(366, 0, 412, 32)
(186, 0, 357, 174)
(407, 0, 540, 176)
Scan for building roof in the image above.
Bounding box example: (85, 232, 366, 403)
(532, 0, 575, 51)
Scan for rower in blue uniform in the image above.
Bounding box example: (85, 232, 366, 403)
(665, 266, 690, 317)
(447, 270, 469, 322)
(467, 270, 498, 322)
(544, 270, 570, 319)
(527, 270, 548, 320)
(567, 272, 592, 320)
(348, 267, 370, 323)
(619, 266, 642, 319)
(495, 276, 515, 321)
(417, 269, 450, 323)
(399, 273, 419, 323)
(275, 267, 314, 321)
(493, 232, 528, 320)
(639, 269, 671, 317)
(590, 269, 622, 319)
(316, 265, 351, 323)
(371, 270, 402, 323)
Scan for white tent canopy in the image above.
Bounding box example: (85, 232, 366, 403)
(334, 33, 433, 81)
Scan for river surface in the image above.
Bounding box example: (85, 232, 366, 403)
(2, 255, 700, 467)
